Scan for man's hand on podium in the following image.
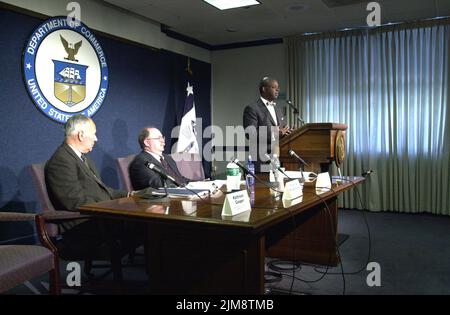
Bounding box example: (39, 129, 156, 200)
(280, 126, 292, 137)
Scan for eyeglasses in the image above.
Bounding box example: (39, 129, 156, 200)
(147, 136, 165, 141)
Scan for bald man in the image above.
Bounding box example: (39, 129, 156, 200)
(45, 115, 147, 262)
(45, 114, 131, 211)
(129, 127, 189, 190)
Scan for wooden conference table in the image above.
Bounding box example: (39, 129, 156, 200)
(79, 176, 364, 294)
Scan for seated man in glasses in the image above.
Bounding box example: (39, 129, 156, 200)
(129, 127, 189, 189)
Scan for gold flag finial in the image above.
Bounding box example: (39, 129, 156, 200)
(186, 57, 193, 76)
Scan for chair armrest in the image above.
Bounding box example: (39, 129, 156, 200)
(41, 211, 90, 222)
(0, 212, 59, 258)
(35, 215, 58, 254)
(0, 212, 36, 222)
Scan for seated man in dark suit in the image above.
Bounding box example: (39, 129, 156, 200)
(45, 115, 132, 211)
(45, 114, 148, 257)
(129, 127, 189, 190)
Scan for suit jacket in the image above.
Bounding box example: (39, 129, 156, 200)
(45, 143, 127, 211)
(129, 151, 189, 190)
(243, 99, 286, 169)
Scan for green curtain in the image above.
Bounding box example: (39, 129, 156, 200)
(285, 20, 450, 215)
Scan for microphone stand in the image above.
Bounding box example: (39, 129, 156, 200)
(232, 160, 284, 195)
(286, 100, 305, 126)
(162, 178, 169, 197)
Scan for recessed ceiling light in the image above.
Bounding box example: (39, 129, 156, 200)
(203, 0, 261, 10)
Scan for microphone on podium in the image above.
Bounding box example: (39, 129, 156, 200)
(286, 100, 305, 125)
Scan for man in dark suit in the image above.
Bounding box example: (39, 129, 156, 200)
(45, 115, 131, 211)
(45, 115, 147, 257)
(243, 77, 291, 172)
(129, 127, 189, 190)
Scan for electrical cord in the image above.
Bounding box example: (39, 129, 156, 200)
(266, 186, 342, 294)
(302, 186, 346, 295)
(313, 175, 372, 275)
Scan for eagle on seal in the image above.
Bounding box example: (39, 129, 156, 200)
(60, 35, 82, 62)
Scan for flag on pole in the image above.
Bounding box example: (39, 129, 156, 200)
(176, 70, 199, 154)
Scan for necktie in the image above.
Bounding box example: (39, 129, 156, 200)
(81, 154, 108, 189)
(160, 157, 184, 185)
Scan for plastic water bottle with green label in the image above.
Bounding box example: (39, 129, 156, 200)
(226, 162, 241, 192)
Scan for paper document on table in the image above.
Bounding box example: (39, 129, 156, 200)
(153, 188, 210, 198)
(186, 180, 224, 193)
(284, 171, 317, 183)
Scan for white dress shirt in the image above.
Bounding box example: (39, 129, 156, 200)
(260, 96, 278, 125)
(145, 150, 162, 162)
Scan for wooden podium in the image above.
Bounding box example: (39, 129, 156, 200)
(279, 123, 347, 173)
(267, 123, 348, 266)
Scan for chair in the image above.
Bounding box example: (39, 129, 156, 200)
(28, 163, 124, 281)
(0, 212, 60, 294)
(115, 154, 136, 191)
(115, 155, 147, 265)
(29, 163, 88, 237)
(170, 152, 205, 181)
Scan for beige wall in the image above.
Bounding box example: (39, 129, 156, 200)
(211, 43, 285, 173)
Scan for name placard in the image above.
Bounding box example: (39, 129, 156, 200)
(221, 190, 251, 216)
(316, 172, 332, 194)
(282, 180, 303, 201)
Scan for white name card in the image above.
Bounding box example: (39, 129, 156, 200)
(282, 180, 303, 201)
(315, 172, 331, 194)
(221, 190, 251, 216)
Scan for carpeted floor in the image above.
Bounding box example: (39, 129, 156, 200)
(4, 209, 450, 295)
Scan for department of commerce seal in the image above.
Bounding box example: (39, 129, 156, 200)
(23, 16, 109, 123)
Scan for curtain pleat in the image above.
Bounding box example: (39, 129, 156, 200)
(285, 22, 450, 215)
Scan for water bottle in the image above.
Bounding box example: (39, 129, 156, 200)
(272, 154, 285, 193)
(246, 155, 255, 186)
(272, 154, 281, 170)
(226, 162, 241, 192)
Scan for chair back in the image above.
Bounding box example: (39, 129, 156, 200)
(29, 163, 58, 236)
(170, 152, 205, 181)
(115, 154, 136, 191)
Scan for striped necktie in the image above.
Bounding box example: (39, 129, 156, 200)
(160, 157, 184, 185)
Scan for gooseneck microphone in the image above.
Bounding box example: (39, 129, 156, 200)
(231, 157, 284, 194)
(362, 170, 374, 177)
(264, 154, 293, 180)
(231, 158, 254, 177)
(286, 100, 305, 125)
(288, 149, 309, 167)
(145, 162, 181, 187)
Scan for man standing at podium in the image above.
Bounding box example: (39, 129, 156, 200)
(243, 77, 291, 172)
